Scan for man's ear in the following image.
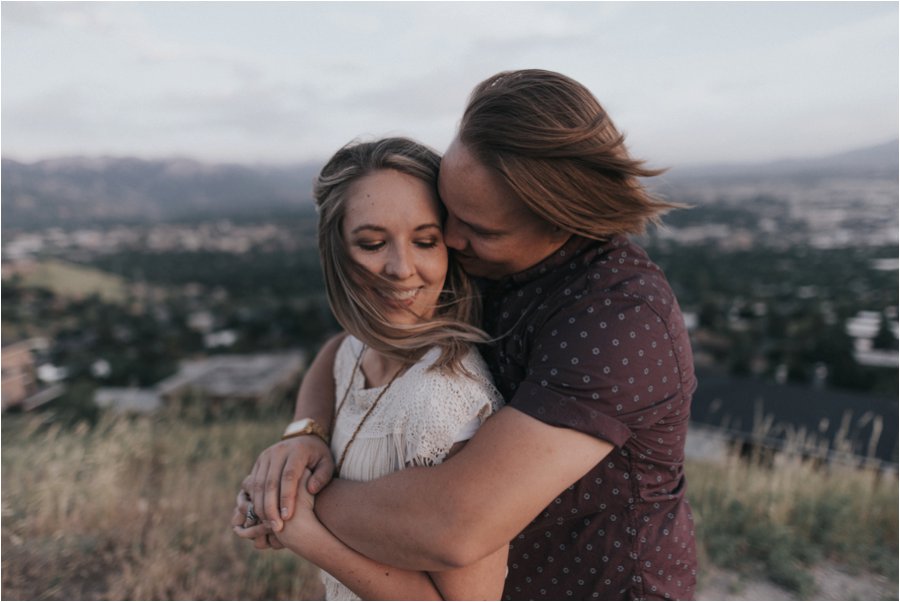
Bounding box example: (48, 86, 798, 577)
(551, 224, 571, 244)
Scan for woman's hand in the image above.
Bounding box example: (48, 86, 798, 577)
(271, 469, 324, 555)
(231, 489, 284, 550)
(243, 435, 335, 533)
(232, 469, 325, 559)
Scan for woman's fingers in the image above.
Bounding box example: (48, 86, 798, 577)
(234, 522, 271, 540)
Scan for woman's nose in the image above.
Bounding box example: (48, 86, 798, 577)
(384, 246, 415, 279)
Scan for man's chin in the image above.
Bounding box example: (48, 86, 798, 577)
(457, 256, 482, 273)
(461, 263, 499, 280)
(456, 254, 502, 279)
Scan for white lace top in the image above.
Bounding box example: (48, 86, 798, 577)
(323, 335, 504, 601)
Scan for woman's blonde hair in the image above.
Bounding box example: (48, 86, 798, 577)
(314, 137, 486, 373)
(459, 69, 681, 238)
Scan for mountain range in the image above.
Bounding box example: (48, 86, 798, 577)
(1, 157, 322, 230)
(2, 139, 897, 231)
(664, 139, 898, 181)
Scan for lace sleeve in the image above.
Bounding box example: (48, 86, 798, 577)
(402, 348, 504, 467)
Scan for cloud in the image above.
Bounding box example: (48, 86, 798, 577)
(2, 2, 896, 164)
(1, 2, 142, 34)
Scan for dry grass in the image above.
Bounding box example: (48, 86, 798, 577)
(688, 448, 898, 598)
(1, 411, 322, 600)
(2, 410, 897, 600)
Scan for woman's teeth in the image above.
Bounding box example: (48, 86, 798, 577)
(391, 288, 419, 300)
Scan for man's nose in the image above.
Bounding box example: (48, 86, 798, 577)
(444, 214, 466, 251)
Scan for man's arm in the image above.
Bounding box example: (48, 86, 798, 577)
(316, 405, 614, 571)
(271, 468, 507, 601)
(246, 332, 344, 531)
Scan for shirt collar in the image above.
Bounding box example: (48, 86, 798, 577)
(501, 235, 605, 288)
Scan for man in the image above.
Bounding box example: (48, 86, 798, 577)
(238, 69, 697, 600)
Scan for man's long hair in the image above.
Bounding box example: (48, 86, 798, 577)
(459, 69, 681, 238)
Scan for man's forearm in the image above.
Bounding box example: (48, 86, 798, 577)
(314, 411, 521, 572)
(314, 406, 615, 572)
(316, 470, 461, 572)
(279, 518, 443, 600)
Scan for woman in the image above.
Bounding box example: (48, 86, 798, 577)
(233, 137, 508, 600)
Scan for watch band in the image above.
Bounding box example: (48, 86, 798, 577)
(281, 418, 330, 444)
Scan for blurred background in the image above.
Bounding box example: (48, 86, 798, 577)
(2, 2, 897, 600)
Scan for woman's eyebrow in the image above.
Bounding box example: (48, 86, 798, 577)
(350, 223, 441, 234)
(350, 224, 386, 234)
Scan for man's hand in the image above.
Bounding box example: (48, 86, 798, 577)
(243, 435, 334, 532)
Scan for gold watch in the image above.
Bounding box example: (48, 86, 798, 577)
(281, 418, 330, 444)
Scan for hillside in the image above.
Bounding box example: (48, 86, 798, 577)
(3, 140, 896, 230)
(663, 139, 898, 181)
(3, 259, 129, 302)
(1, 412, 895, 600)
(1, 157, 322, 230)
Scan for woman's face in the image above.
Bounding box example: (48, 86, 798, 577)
(342, 169, 448, 326)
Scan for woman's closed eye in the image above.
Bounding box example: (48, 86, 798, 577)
(355, 240, 385, 252)
(355, 238, 440, 252)
(414, 237, 440, 249)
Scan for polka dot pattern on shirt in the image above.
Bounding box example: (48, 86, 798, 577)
(481, 235, 698, 601)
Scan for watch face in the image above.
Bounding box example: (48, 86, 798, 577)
(285, 419, 311, 436)
(283, 419, 328, 443)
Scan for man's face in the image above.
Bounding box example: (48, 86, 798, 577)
(438, 138, 568, 280)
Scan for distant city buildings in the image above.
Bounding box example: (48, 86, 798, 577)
(656, 176, 898, 250)
(846, 310, 900, 368)
(3, 220, 317, 262)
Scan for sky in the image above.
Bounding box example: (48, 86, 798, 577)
(1, 1, 898, 168)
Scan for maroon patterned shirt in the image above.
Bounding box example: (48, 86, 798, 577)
(479, 235, 697, 600)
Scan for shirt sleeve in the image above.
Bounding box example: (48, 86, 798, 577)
(509, 290, 693, 449)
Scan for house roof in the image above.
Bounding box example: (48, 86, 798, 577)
(155, 351, 306, 400)
(691, 368, 897, 465)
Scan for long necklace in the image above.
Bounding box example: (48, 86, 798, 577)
(333, 344, 404, 476)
